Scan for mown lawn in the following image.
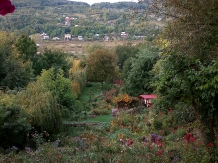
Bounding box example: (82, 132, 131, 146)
(82, 114, 112, 123)
(78, 82, 102, 102)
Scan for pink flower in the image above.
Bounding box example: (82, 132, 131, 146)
(0, 0, 15, 16)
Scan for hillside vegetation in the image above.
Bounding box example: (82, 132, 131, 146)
(1, 0, 164, 41)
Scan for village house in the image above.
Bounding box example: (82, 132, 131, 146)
(65, 17, 71, 26)
(104, 35, 110, 41)
(41, 32, 49, 40)
(64, 34, 71, 41)
(121, 32, 128, 38)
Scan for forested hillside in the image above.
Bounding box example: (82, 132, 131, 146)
(1, 0, 163, 41)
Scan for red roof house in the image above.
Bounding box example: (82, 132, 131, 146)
(139, 94, 157, 108)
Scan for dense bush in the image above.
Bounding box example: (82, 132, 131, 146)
(37, 68, 77, 111)
(0, 91, 31, 149)
(0, 105, 31, 149)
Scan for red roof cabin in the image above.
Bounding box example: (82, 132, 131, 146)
(139, 94, 157, 108)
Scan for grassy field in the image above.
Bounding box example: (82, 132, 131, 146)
(35, 39, 144, 54)
(82, 114, 112, 123)
(78, 82, 102, 102)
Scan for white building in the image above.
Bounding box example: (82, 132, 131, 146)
(65, 17, 71, 26)
(41, 32, 49, 40)
(64, 34, 71, 41)
(121, 32, 128, 38)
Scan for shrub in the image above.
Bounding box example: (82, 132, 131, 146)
(153, 119, 163, 130)
(0, 105, 31, 149)
(37, 68, 77, 112)
(0, 91, 31, 149)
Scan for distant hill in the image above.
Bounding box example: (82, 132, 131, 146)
(1, 0, 163, 41)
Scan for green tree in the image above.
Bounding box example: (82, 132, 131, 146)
(0, 31, 34, 89)
(32, 49, 70, 76)
(147, 0, 218, 159)
(87, 48, 118, 86)
(1, 56, 34, 89)
(115, 43, 140, 71)
(37, 68, 77, 111)
(123, 48, 159, 96)
(0, 31, 14, 83)
(0, 92, 31, 149)
(15, 34, 37, 62)
(17, 81, 62, 135)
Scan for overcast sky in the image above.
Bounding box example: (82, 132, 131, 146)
(68, 0, 138, 5)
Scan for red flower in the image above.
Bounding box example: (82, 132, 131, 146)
(157, 150, 164, 156)
(189, 136, 195, 142)
(184, 133, 191, 141)
(207, 142, 214, 147)
(0, 0, 15, 16)
(127, 140, 133, 146)
(198, 141, 203, 146)
(156, 141, 163, 148)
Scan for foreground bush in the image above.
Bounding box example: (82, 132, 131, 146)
(0, 91, 31, 149)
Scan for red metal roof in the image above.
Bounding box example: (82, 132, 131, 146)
(139, 94, 157, 99)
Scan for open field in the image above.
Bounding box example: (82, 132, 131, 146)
(37, 40, 144, 54)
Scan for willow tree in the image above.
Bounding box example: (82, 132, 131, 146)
(17, 81, 62, 135)
(141, 0, 218, 159)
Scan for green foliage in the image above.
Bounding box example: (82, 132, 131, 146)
(153, 119, 162, 130)
(37, 68, 77, 111)
(83, 43, 104, 55)
(17, 81, 62, 135)
(0, 57, 34, 89)
(32, 49, 70, 76)
(69, 59, 87, 97)
(87, 48, 118, 83)
(115, 42, 140, 70)
(0, 31, 34, 89)
(0, 91, 31, 149)
(15, 34, 37, 62)
(123, 48, 159, 96)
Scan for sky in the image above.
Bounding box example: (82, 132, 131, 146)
(68, 0, 138, 6)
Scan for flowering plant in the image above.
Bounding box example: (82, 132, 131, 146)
(0, 0, 15, 16)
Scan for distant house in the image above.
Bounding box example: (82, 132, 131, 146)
(64, 34, 71, 41)
(71, 35, 78, 40)
(65, 17, 71, 26)
(41, 32, 49, 40)
(52, 37, 60, 40)
(139, 94, 157, 108)
(78, 36, 84, 41)
(121, 32, 128, 38)
(104, 35, 110, 41)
